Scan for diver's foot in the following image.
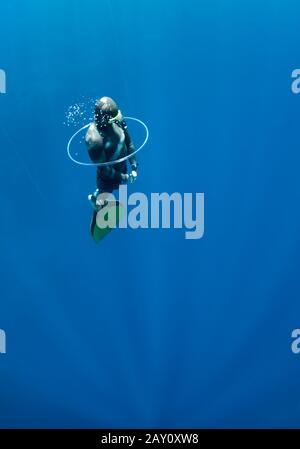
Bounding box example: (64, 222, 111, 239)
(88, 192, 109, 212)
(88, 188, 101, 210)
(88, 192, 98, 211)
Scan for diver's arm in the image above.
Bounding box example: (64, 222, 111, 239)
(122, 120, 138, 171)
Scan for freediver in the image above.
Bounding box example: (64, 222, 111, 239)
(85, 97, 138, 210)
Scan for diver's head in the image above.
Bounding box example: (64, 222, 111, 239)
(95, 96, 122, 130)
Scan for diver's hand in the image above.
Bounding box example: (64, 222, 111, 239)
(129, 170, 138, 183)
(121, 173, 130, 183)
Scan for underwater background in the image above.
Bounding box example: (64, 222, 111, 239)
(1, 0, 300, 428)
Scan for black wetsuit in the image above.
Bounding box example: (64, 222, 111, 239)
(86, 119, 137, 193)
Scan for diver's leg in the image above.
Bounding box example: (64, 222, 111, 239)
(95, 190, 111, 210)
(88, 169, 114, 210)
(88, 187, 111, 211)
(89, 178, 116, 212)
(89, 184, 115, 238)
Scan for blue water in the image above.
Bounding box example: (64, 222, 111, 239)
(1, 0, 300, 428)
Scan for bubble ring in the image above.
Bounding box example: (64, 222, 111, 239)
(67, 117, 149, 167)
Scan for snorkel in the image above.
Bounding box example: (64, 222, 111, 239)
(108, 109, 123, 124)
